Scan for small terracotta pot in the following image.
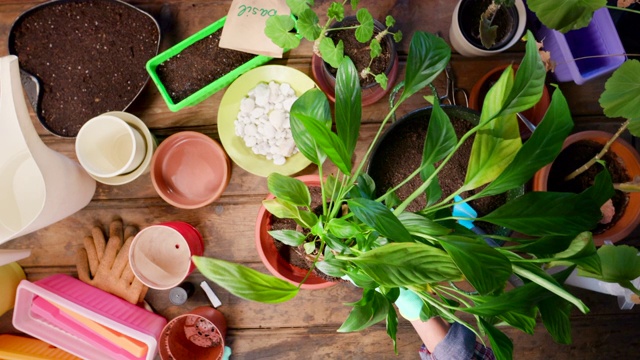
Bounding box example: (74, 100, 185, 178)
(159, 306, 227, 360)
(311, 16, 399, 106)
(533, 131, 640, 245)
(255, 175, 336, 289)
(469, 64, 551, 139)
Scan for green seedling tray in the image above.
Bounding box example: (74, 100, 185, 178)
(146, 16, 272, 112)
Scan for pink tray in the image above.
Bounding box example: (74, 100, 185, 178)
(12, 274, 166, 360)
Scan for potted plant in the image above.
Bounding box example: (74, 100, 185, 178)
(265, 0, 402, 105)
(193, 31, 617, 360)
(449, 0, 527, 57)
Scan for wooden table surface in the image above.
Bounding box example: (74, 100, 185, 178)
(1, 1, 640, 359)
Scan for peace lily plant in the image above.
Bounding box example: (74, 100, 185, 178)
(194, 30, 625, 360)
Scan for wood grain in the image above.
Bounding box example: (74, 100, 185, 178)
(0, 1, 638, 359)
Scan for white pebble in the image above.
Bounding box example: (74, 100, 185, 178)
(233, 81, 299, 165)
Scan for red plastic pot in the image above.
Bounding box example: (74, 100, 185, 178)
(469, 64, 551, 139)
(533, 130, 640, 245)
(255, 175, 336, 289)
(310, 17, 399, 107)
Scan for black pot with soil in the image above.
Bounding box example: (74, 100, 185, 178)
(367, 106, 517, 235)
(311, 16, 399, 106)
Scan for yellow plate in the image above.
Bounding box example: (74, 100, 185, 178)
(218, 65, 316, 177)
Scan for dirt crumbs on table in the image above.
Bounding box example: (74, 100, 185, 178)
(156, 31, 255, 104)
(11, 0, 159, 137)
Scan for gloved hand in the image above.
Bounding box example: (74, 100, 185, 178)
(222, 346, 232, 360)
(76, 219, 148, 304)
(395, 287, 424, 321)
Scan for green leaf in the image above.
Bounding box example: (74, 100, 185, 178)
(374, 73, 388, 90)
(628, 117, 640, 138)
(386, 305, 399, 354)
(423, 98, 456, 167)
(497, 31, 546, 118)
(354, 173, 376, 199)
(319, 37, 345, 69)
(347, 198, 413, 242)
(267, 173, 311, 207)
(344, 268, 377, 288)
(399, 32, 451, 103)
(328, 218, 360, 238)
(478, 89, 574, 197)
(393, 30, 403, 43)
(397, 212, 451, 238)
(303, 241, 316, 254)
(385, 15, 395, 28)
(549, 232, 601, 275)
(380, 190, 402, 209)
(349, 243, 462, 287)
(527, 0, 606, 33)
(263, 198, 299, 219)
(338, 289, 389, 332)
(369, 38, 382, 58)
(480, 170, 613, 236)
(193, 256, 299, 303)
(290, 89, 331, 164)
(335, 57, 361, 156)
(439, 236, 512, 295)
(268, 229, 306, 246)
(316, 256, 346, 277)
(464, 66, 521, 191)
(355, 8, 374, 43)
(295, 107, 352, 175)
(286, 0, 314, 16)
(327, 2, 344, 21)
(265, 15, 301, 49)
(579, 245, 640, 284)
(599, 60, 640, 120)
(512, 260, 589, 314)
(420, 164, 442, 207)
(350, 0, 359, 10)
(297, 8, 322, 41)
(539, 296, 573, 344)
(498, 310, 537, 334)
(479, 318, 514, 360)
(479, 11, 498, 49)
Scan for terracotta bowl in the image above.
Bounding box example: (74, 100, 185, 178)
(151, 131, 230, 209)
(255, 175, 336, 289)
(533, 130, 640, 245)
(469, 64, 551, 139)
(159, 306, 227, 360)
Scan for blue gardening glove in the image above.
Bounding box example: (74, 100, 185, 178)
(395, 288, 424, 321)
(222, 346, 232, 360)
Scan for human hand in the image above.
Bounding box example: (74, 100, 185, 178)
(76, 219, 148, 304)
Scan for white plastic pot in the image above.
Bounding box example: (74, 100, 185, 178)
(449, 0, 527, 57)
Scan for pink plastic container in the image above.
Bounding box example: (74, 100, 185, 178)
(12, 274, 167, 360)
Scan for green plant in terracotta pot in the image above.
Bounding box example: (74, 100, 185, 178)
(265, 0, 402, 104)
(194, 31, 616, 360)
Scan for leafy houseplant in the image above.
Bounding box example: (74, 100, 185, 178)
(194, 31, 621, 360)
(264, 0, 402, 90)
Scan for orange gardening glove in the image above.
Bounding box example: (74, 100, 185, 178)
(76, 219, 148, 304)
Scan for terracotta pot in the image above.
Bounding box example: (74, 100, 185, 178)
(469, 64, 551, 139)
(159, 306, 227, 360)
(311, 16, 399, 106)
(255, 175, 337, 289)
(533, 131, 640, 245)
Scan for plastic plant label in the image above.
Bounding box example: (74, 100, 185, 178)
(220, 0, 289, 58)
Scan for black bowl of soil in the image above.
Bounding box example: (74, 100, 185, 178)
(311, 16, 399, 106)
(533, 130, 640, 245)
(367, 106, 518, 235)
(8, 0, 160, 137)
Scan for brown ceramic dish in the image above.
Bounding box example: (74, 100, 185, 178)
(8, 0, 160, 137)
